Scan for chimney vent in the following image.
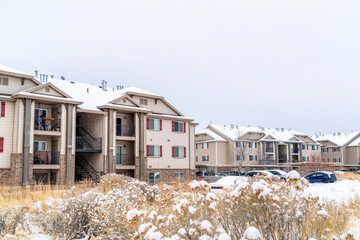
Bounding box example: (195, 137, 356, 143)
(102, 80, 107, 91)
(34, 70, 38, 78)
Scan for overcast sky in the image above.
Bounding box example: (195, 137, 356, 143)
(1, 0, 359, 135)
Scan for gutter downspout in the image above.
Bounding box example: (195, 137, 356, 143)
(22, 99, 32, 186)
(66, 104, 74, 185)
(139, 113, 145, 181)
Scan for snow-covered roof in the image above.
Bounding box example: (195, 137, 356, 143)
(312, 132, 360, 146)
(209, 124, 316, 144)
(348, 135, 360, 147)
(0, 64, 32, 76)
(46, 78, 162, 111)
(196, 129, 227, 142)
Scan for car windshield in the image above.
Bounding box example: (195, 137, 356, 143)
(196, 172, 202, 177)
(269, 171, 280, 175)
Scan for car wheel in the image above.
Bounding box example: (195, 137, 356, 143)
(322, 178, 328, 183)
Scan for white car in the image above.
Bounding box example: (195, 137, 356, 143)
(267, 169, 287, 180)
(209, 176, 247, 190)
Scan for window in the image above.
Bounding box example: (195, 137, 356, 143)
(333, 157, 341, 163)
(249, 155, 257, 161)
(34, 141, 47, 152)
(116, 145, 122, 164)
(175, 172, 185, 182)
(302, 156, 309, 161)
(195, 144, 198, 150)
(236, 155, 244, 161)
(0, 77, 9, 86)
(302, 144, 308, 150)
(333, 147, 340, 152)
(147, 145, 162, 157)
(173, 121, 185, 133)
(202, 155, 209, 161)
(173, 146, 185, 158)
(322, 148, 328, 153)
(148, 118, 161, 131)
(323, 158, 330, 162)
(312, 145, 319, 150)
(202, 142, 208, 149)
(236, 142, 244, 148)
(0, 102, 5, 117)
(140, 98, 148, 105)
(195, 156, 198, 162)
(0, 137, 4, 153)
(249, 142, 257, 148)
(149, 172, 160, 184)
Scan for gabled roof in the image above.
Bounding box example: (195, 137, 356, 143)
(209, 124, 318, 144)
(196, 129, 227, 142)
(0, 64, 40, 85)
(313, 132, 360, 147)
(23, 82, 73, 98)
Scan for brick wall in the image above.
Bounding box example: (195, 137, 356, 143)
(0, 169, 11, 185)
(10, 153, 22, 185)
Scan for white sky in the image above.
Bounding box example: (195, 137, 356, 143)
(0, 0, 359, 135)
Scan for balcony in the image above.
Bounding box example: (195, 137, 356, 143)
(292, 148, 299, 154)
(265, 147, 274, 153)
(116, 154, 135, 166)
(278, 154, 287, 163)
(116, 125, 135, 137)
(34, 151, 59, 165)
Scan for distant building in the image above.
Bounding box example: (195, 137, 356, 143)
(0, 64, 196, 185)
(195, 124, 322, 172)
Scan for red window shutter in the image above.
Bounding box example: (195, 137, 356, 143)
(160, 146, 162, 157)
(1, 102, 5, 117)
(184, 147, 186, 158)
(160, 119, 162, 131)
(0, 137, 3, 153)
(172, 121, 174, 132)
(147, 118, 150, 130)
(184, 122, 186, 133)
(172, 146, 175, 158)
(147, 145, 150, 157)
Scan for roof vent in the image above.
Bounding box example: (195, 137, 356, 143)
(333, 133, 336, 136)
(61, 76, 65, 80)
(276, 128, 280, 131)
(34, 70, 38, 78)
(87, 88, 89, 93)
(261, 127, 265, 131)
(101, 80, 107, 91)
(117, 85, 124, 90)
(50, 75, 54, 79)
(337, 132, 341, 136)
(231, 124, 234, 129)
(281, 128, 284, 132)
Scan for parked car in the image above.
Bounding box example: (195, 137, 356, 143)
(222, 171, 241, 176)
(267, 169, 287, 180)
(304, 171, 337, 183)
(196, 171, 221, 182)
(217, 173, 228, 177)
(245, 170, 274, 178)
(209, 176, 247, 190)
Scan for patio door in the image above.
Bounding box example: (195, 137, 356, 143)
(116, 118, 122, 136)
(116, 145, 122, 164)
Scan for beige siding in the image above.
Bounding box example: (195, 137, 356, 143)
(0, 76, 36, 95)
(189, 124, 196, 169)
(132, 96, 178, 115)
(0, 100, 14, 168)
(112, 97, 137, 107)
(33, 87, 64, 97)
(195, 134, 213, 141)
(146, 118, 190, 169)
(346, 146, 359, 165)
(12, 99, 24, 154)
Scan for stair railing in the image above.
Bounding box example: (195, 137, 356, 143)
(77, 153, 100, 182)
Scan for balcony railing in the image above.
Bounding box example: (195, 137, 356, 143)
(116, 154, 135, 165)
(292, 148, 299, 154)
(34, 117, 60, 131)
(265, 147, 274, 153)
(259, 158, 275, 165)
(33, 151, 59, 164)
(116, 125, 135, 137)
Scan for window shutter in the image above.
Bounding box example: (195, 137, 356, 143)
(0, 102, 5, 117)
(147, 118, 150, 130)
(0, 137, 3, 153)
(184, 147, 186, 158)
(160, 119, 162, 131)
(184, 122, 186, 133)
(172, 121, 174, 132)
(147, 145, 150, 157)
(172, 146, 175, 158)
(160, 146, 162, 157)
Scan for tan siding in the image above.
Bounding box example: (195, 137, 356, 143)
(132, 96, 178, 115)
(346, 146, 359, 165)
(146, 118, 189, 169)
(112, 97, 137, 107)
(0, 101, 14, 168)
(33, 87, 63, 97)
(195, 134, 213, 141)
(0, 76, 36, 95)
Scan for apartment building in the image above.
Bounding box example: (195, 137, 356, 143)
(312, 132, 360, 170)
(195, 124, 321, 172)
(0, 64, 196, 185)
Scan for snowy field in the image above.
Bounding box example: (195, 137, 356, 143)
(306, 179, 360, 202)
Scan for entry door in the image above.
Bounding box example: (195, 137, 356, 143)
(116, 118, 122, 136)
(116, 145, 122, 164)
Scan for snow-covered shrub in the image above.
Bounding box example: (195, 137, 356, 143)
(0, 206, 29, 237)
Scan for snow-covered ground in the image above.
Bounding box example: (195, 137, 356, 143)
(306, 179, 360, 203)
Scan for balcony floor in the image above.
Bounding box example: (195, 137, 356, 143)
(34, 130, 61, 137)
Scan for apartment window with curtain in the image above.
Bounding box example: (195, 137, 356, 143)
(149, 172, 160, 184)
(195, 144, 198, 150)
(148, 118, 161, 131)
(333, 157, 341, 163)
(147, 145, 162, 157)
(34, 141, 47, 152)
(175, 172, 185, 182)
(236, 141, 244, 148)
(202, 142, 209, 149)
(302, 144, 308, 150)
(202, 155, 209, 161)
(312, 145, 319, 150)
(249, 142, 257, 148)
(333, 147, 340, 152)
(195, 156, 198, 162)
(249, 155, 257, 161)
(173, 146, 185, 158)
(173, 121, 185, 133)
(322, 148, 328, 153)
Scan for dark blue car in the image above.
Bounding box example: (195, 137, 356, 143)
(304, 171, 337, 183)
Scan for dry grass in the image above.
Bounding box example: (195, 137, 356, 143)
(336, 172, 360, 181)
